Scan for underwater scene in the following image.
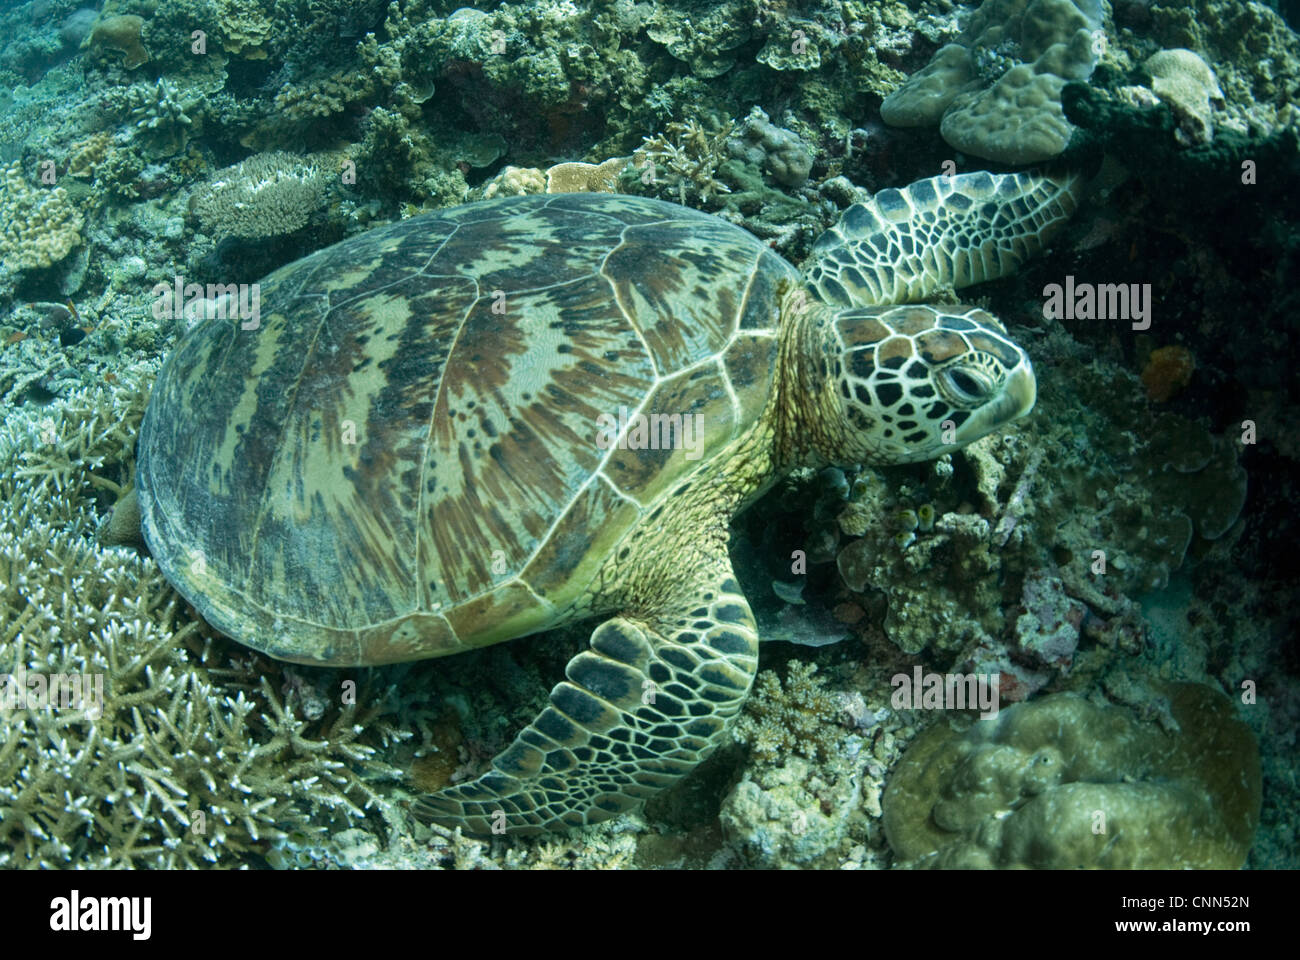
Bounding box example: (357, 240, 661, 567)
(0, 0, 1296, 872)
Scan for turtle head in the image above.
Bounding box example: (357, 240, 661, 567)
(816, 303, 1035, 466)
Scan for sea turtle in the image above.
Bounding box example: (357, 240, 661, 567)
(136, 169, 1082, 835)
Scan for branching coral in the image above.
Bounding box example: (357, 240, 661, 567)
(124, 79, 197, 160)
(633, 118, 734, 206)
(0, 377, 405, 867)
(732, 660, 841, 763)
(0, 161, 83, 272)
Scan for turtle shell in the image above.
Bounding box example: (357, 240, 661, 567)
(138, 194, 795, 665)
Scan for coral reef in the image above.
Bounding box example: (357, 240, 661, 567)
(881, 0, 1105, 163)
(0, 161, 83, 273)
(882, 683, 1261, 868)
(190, 151, 329, 239)
(0, 376, 406, 867)
(83, 13, 149, 71)
(830, 320, 1249, 686)
(0, 0, 1295, 872)
(482, 164, 547, 198)
(719, 657, 899, 868)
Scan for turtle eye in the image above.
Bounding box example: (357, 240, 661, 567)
(944, 367, 990, 403)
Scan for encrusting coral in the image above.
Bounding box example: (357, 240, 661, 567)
(544, 156, 629, 193)
(882, 683, 1261, 868)
(82, 13, 149, 71)
(725, 107, 814, 188)
(881, 0, 1104, 163)
(1144, 48, 1226, 146)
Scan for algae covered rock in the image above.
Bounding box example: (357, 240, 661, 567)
(883, 683, 1261, 868)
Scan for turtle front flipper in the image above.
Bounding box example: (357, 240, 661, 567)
(413, 567, 759, 836)
(806, 168, 1085, 307)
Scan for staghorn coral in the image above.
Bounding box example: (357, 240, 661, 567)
(0, 161, 83, 273)
(633, 117, 734, 206)
(191, 151, 328, 239)
(0, 374, 406, 868)
(882, 683, 1261, 868)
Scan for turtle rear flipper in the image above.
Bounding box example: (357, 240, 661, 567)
(414, 563, 758, 836)
(806, 168, 1085, 307)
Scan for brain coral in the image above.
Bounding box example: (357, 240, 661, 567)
(1144, 48, 1226, 146)
(882, 683, 1261, 868)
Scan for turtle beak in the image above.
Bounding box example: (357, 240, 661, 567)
(1004, 358, 1036, 421)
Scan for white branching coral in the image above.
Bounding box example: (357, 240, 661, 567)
(0, 376, 404, 868)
